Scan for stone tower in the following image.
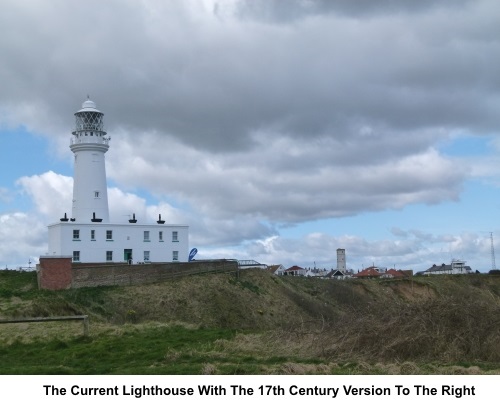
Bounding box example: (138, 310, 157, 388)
(337, 248, 346, 272)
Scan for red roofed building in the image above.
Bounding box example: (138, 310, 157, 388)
(354, 266, 382, 278)
(382, 269, 409, 278)
(284, 265, 307, 276)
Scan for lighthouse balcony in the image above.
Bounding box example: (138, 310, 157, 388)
(74, 123, 104, 132)
(71, 137, 109, 146)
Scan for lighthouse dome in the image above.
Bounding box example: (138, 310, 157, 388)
(82, 99, 96, 109)
(77, 97, 101, 113)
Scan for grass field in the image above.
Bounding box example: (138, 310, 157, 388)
(1, 269, 499, 374)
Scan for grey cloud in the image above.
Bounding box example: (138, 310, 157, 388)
(1, 0, 498, 245)
(390, 228, 459, 244)
(232, 0, 474, 22)
(2, 0, 500, 152)
(390, 227, 408, 238)
(189, 215, 276, 246)
(107, 132, 466, 224)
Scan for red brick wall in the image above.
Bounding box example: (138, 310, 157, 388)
(38, 259, 238, 290)
(38, 256, 73, 290)
(71, 260, 238, 288)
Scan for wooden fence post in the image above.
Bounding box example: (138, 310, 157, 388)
(83, 315, 89, 336)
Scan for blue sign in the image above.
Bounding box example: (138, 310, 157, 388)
(188, 248, 198, 262)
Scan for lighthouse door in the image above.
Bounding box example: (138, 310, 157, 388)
(124, 249, 133, 263)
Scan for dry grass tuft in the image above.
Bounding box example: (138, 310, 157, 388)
(398, 362, 421, 375)
(314, 296, 500, 364)
(201, 363, 218, 375)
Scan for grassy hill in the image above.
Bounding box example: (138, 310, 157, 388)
(0, 269, 499, 374)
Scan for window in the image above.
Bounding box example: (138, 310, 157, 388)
(144, 231, 150, 241)
(172, 231, 178, 242)
(106, 230, 113, 240)
(94, 191, 100, 198)
(144, 251, 150, 262)
(172, 251, 179, 261)
(73, 251, 80, 262)
(159, 231, 163, 241)
(73, 230, 80, 240)
(106, 251, 113, 261)
(91, 230, 95, 240)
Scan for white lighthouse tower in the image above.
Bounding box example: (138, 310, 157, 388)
(70, 98, 110, 223)
(46, 98, 189, 264)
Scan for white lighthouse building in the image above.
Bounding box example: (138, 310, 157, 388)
(70, 98, 110, 223)
(47, 98, 189, 263)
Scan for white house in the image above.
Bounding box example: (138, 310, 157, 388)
(46, 98, 189, 263)
(268, 264, 286, 276)
(305, 268, 329, 277)
(422, 259, 472, 275)
(282, 265, 307, 276)
(328, 269, 352, 280)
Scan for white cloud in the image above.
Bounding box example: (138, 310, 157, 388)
(107, 188, 148, 223)
(0, 212, 46, 268)
(16, 171, 73, 219)
(4, 168, 496, 271)
(207, 230, 493, 272)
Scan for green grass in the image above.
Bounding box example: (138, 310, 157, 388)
(0, 270, 38, 299)
(229, 279, 261, 294)
(0, 324, 336, 374)
(0, 320, 498, 375)
(0, 325, 237, 374)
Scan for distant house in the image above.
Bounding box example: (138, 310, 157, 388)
(283, 265, 307, 276)
(422, 259, 472, 275)
(305, 268, 329, 278)
(354, 266, 382, 279)
(381, 269, 410, 279)
(268, 264, 286, 276)
(327, 269, 351, 280)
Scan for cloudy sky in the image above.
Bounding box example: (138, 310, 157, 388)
(1, 0, 500, 272)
